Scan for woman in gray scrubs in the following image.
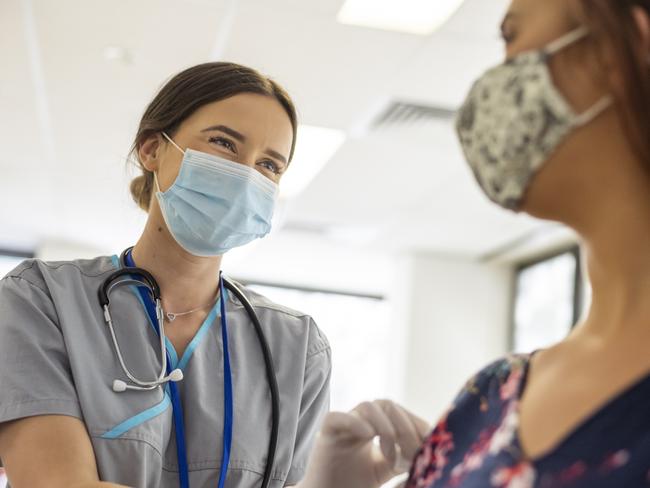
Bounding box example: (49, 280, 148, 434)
(0, 62, 331, 488)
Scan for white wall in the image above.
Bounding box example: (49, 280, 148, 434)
(224, 230, 394, 297)
(395, 254, 513, 421)
(37, 239, 107, 262)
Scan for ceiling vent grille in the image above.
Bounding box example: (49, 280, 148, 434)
(372, 101, 456, 130)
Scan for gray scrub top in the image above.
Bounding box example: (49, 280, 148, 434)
(0, 256, 331, 487)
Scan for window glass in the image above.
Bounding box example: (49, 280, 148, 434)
(513, 251, 578, 353)
(247, 284, 393, 412)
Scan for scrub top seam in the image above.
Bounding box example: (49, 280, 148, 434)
(222, 285, 312, 320)
(306, 343, 330, 359)
(243, 303, 312, 319)
(90, 433, 164, 458)
(1, 274, 50, 296)
(0, 276, 64, 335)
(175, 288, 225, 371)
(2, 260, 37, 279)
(35, 260, 117, 278)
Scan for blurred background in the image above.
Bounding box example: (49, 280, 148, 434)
(1, 1, 590, 483)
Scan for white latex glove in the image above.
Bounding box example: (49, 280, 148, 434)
(297, 400, 431, 488)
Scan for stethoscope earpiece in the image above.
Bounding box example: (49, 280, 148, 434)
(112, 379, 128, 392)
(112, 368, 183, 393)
(169, 368, 184, 382)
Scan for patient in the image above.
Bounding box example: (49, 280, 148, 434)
(298, 0, 650, 486)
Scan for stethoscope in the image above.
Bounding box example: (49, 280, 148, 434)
(98, 248, 280, 488)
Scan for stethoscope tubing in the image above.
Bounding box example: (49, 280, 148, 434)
(98, 249, 279, 488)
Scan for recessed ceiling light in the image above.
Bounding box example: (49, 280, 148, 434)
(103, 46, 132, 64)
(280, 125, 346, 199)
(337, 0, 465, 35)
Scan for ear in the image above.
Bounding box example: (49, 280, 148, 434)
(138, 134, 163, 172)
(632, 6, 650, 62)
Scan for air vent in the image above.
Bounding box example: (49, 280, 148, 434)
(372, 101, 456, 130)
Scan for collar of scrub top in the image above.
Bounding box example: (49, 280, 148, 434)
(122, 248, 233, 488)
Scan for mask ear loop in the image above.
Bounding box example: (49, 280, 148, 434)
(544, 26, 589, 56)
(542, 27, 613, 126)
(162, 132, 185, 155)
(154, 132, 186, 193)
(572, 96, 613, 126)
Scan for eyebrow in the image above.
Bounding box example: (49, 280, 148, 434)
(202, 124, 289, 167)
(202, 125, 246, 142)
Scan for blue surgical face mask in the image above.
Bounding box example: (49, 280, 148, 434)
(154, 133, 279, 257)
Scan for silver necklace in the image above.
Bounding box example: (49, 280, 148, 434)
(164, 296, 219, 322)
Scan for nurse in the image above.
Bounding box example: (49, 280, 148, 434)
(0, 62, 331, 488)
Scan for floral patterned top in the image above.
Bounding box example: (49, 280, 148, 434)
(406, 354, 650, 488)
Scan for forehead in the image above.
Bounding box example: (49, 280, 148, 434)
(188, 93, 292, 128)
(179, 93, 294, 156)
(505, 0, 582, 45)
(507, 0, 581, 25)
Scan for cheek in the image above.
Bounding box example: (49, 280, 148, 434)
(549, 48, 606, 114)
(158, 154, 183, 192)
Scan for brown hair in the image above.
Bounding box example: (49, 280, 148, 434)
(579, 1, 650, 164)
(129, 62, 298, 211)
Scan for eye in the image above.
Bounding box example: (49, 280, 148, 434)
(257, 159, 281, 175)
(208, 136, 237, 153)
(500, 24, 516, 44)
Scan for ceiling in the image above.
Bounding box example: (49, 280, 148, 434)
(0, 0, 548, 260)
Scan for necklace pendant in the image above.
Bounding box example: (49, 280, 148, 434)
(166, 313, 177, 322)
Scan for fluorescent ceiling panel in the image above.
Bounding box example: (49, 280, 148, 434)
(337, 0, 465, 35)
(281, 125, 346, 199)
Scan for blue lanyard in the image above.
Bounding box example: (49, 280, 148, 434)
(124, 251, 233, 488)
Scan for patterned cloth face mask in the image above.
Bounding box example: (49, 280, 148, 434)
(153, 133, 279, 257)
(455, 27, 612, 210)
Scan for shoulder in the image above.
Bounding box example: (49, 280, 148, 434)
(1, 256, 116, 291)
(407, 356, 531, 486)
(461, 354, 529, 400)
(449, 354, 530, 418)
(224, 280, 330, 357)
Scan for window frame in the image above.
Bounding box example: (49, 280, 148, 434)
(509, 246, 583, 351)
(0, 248, 35, 260)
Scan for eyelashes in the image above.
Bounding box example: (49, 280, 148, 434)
(209, 136, 237, 152)
(208, 136, 283, 176)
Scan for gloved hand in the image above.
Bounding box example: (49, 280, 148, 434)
(297, 400, 431, 488)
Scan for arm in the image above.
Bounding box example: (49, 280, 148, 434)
(0, 415, 130, 488)
(0, 274, 127, 488)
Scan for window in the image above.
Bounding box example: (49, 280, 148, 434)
(512, 248, 582, 353)
(245, 282, 394, 412)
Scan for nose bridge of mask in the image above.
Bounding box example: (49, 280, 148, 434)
(184, 149, 279, 199)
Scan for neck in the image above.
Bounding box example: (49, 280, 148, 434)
(573, 161, 650, 342)
(130, 207, 222, 315)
